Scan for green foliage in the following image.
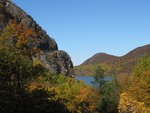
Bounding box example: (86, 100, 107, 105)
(0, 47, 98, 113)
(128, 53, 150, 106)
(0, 47, 71, 113)
(134, 53, 150, 76)
(92, 66, 120, 113)
(29, 74, 99, 113)
(92, 66, 105, 87)
(0, 48, 34, 88)
(0, 85, 69, 113)
(98, 77, 120, 113)
(0, 21, 15, 48)
(0, 48, 34, 113)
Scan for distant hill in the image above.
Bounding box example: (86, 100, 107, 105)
(122, 44, 150, 59)
(81, 53, 118, 66)
(75, 44, 150, 76)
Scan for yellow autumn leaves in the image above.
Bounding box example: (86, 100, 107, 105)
(119, 92, 150, 113)
(118, 54, 150, 113)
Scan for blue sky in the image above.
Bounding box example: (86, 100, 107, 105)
(13, 0, 150, 66)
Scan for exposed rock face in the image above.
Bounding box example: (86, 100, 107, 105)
(37, 50, 74, 75)
(6, 2, 58, 51)
(0, 1, 74, 76)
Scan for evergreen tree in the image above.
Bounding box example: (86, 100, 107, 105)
(92, 66, 120, 113)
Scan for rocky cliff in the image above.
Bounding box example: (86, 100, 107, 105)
(0, 1, 74, 76)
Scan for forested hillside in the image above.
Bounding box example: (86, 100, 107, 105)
(75, 44, 150, 76)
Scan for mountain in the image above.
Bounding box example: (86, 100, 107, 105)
(75, 44, 150, 76)
(81, 53, 118, 66)
(0, 1, 74, 76)
(122, 44, 150, 59)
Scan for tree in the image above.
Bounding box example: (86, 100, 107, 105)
(45, 75, 98, 113)
(128, 53, 150, 106)
(118, 92, 150, 113)
(0, 48, 34, 89)
(0, 47, 37, 113)
(0, 21, 39, 57)
(92, 66, 105, 88)
(92, 66, 120, 113)
(134, 53, 150, 76)
(118, 53, 150, 111)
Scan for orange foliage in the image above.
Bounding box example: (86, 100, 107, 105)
(0, 21, 39, 56)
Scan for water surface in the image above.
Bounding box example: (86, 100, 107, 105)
(76, 75, 112, 86)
